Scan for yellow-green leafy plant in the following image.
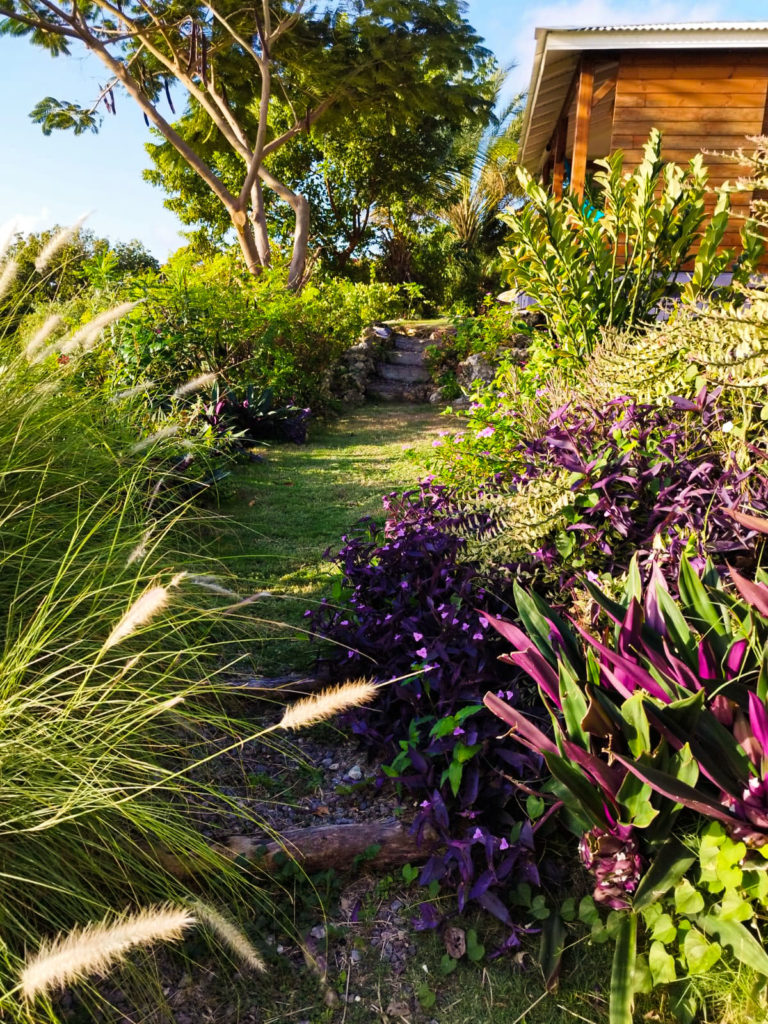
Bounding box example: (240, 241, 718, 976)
(498, 130, 760, 366)
(579, 139, 768, 422)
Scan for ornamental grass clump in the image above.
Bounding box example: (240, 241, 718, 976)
(0, 375, 263, 1018)
(0, 336, 352, 1018)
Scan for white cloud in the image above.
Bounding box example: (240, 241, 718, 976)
(0, 208, 51, 254)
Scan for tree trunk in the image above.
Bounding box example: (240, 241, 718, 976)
(250, 179, 271, 267)
(232, 212, 265, 278)
(259, 166, 309, 290)
(288, 193, 310, 290)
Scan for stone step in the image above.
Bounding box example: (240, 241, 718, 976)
(366, 381, 417, 402)
(394, 334, 433, 353)
(385, 348, 427, 367)
(377, 362, 431, 383)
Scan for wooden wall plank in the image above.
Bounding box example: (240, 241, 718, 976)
(608, 149, 754, 167)
(617, 85, 763, 103)
(621, 51, 768, 70)
(615, 119, 760, 135)
(615, 94, 761, 110)
(571, 58, 595, 198)
(612, 135, 758, 152)
(612, 65, 767, 80)
(608, 49, 768, 264)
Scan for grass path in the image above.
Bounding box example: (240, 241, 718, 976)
(197, 402, 619, 1024)
(195, 403, 644, 1024)
(208, 403, 452, 674)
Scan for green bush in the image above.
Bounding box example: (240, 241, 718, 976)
(0, 225, 157, 338)
(424, 301, 531, 398)
(112, 253, 405, 411)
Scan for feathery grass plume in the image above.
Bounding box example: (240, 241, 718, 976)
(130, 425, 179, 453)
(104, 585, 169, 650)
(24, 314, 64, 362)
(0, 220, 17, 264)
(60, 300, 141, 354)
(21, 905, 195, 1000)
(172, 372, 217, 400)
(0, 259, 19, 302)
(188, 575, 239, 599)
(126, 528, 153, 566)
(112, 380, 155, 401)
(193, 902, 265, 971)
(279, 679, 378, 731)
(156, 695, 184, 711)
(33, 213, 90, 274)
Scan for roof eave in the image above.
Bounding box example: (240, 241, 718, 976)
(518, 23, 768, 171)
(518, 27, 551, 171)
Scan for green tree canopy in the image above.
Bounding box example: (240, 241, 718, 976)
(0, 227, 158, 333)
(1, 0, 493, 286)
(145, 97, 481, 275)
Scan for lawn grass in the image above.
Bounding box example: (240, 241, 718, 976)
(203, 403, 452, 675)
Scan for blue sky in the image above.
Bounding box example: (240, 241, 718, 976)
(1, 0, 767, 256)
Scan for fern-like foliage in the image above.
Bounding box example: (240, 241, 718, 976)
(462, 469, 574, 568)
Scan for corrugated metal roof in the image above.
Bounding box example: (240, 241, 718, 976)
(520, 22, 768, 170)
(551, 23, 768, 32)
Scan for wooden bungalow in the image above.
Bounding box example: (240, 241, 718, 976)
(519, 22, 768, 248)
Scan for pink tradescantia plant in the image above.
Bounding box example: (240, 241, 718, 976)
(483, 524, 768, 905)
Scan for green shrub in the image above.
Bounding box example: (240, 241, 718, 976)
(424, 301, 531, 398)
(112, 253, 405, 411)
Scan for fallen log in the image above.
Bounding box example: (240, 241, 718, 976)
(154, 819, 438, 877)
(231, 819, 438, 873)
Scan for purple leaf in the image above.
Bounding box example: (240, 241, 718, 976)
(698, 640, 718, 682)
(612, 754, 745, 826)
(728, 565, 768, 618)
(483, 693, 559, 756)
(726, 639, 748, 679)
(499, 650, 561, 707)
(748, 692, 768, 759)
(722, 508, 768, 535)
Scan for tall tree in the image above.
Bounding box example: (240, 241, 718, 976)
(436, 77, 525, 254)
(0, 0, 491, 287)
(144, 95, 484, 274)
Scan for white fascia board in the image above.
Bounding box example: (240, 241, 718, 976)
(518, 29, 549, 168)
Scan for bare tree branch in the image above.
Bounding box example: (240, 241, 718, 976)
(87, 0, 252, 160)
(269, 0, 305, 45)
(0, 4, 78, 37)
(204, 3, 261, 66)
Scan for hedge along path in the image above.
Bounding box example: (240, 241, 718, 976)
(210, 403, 453, 676)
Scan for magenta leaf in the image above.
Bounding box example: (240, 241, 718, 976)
(748, 692, 768, 759)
